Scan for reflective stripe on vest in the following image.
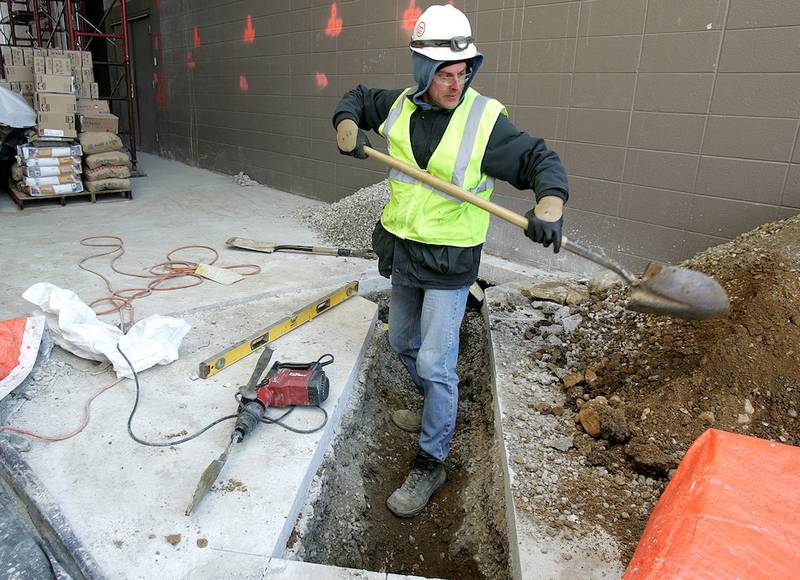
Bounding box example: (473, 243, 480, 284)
(377, 87, 507, 246)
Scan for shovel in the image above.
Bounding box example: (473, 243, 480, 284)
(363, 146, 729, 321)
(226, 237, 375, 259)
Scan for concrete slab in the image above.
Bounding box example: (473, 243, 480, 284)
(11, 289, 376, 578)
(0, 152, 386, 322)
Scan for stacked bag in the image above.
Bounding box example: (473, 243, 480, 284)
(12, 143, 84, 196)
(80, 131, 131, 193)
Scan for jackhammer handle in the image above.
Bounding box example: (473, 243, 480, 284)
(363, 145, 635, 282)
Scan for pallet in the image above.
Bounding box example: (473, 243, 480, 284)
(7, 186, 133, 209)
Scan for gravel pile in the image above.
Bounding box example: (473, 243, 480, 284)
(297, 180, 390, 250)
(233, 171, 259, 186)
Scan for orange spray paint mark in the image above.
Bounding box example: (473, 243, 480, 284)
(402, 0, 422, 31)
(193, 26, 201, 49)
(239, 75, 249, 92)
(243, 16, 255, 44)
(186, 51, 196, 70)
(154, 35, 159, 50)
(315, 71, 329, 89)
(325, 3, 343, 37)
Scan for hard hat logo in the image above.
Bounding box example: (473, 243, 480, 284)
(409, 4, 478, 61)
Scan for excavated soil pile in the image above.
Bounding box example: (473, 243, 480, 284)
(291, 298, 509, 579)
(547, 214, 800, 558)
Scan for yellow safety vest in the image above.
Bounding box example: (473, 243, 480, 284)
(378, 87, 507, 247)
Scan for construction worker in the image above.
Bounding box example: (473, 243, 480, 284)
(333, 4, 569, 518)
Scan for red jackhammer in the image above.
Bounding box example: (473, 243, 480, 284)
(185, 347, 332, 515)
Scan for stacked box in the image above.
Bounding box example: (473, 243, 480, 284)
(2, 47, 99, 139)
(14, 143, 84, 197)
(2, 47, 34, 105)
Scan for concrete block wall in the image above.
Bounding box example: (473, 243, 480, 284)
(150, 0, 800, 273)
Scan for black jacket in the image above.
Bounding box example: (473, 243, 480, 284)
(334, 85, 569, 289)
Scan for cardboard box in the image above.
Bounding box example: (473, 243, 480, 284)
(20, 47, 33, 65)
(35, 92, 77, 113)
(19, 81, 34, 96)
(80, 68, 94, 83)
(4, 66, 34, 82)
(40, 111, 75, 126)
(10, 47, 24, 67)
(0, 80, 10, 91)
(46, 56, 71, 76)
(47, 48, 64, 55)
(80, 50, 92, 69)
(38, 111, 75, 128)
(33, 56, 46, 76)
(35, 74, 75, 95)
(1, 46, 13, 67)
(76, 99, 109, 114)
(65, 51, 81, 70)
(76, 81, 98, 99)
(32, 48, 47, 59)
(78, 113, 118, 133)
(9, 82, 20, 93)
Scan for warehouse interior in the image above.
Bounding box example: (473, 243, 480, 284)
(1, 1, 799, 579)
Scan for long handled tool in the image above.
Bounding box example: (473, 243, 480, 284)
(364, 146, 729, 320)
(226, 237, 376, 259)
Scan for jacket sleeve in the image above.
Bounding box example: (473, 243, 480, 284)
(332, 85, 405, 133)
(481, 114, 569, 204)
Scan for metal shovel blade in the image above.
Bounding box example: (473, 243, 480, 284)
(627, 261, 730, 320)
(185, 438, 236, 516)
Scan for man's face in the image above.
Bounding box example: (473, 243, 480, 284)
(424, 61, 469, 110)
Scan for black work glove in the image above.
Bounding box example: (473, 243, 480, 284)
(336, 118, 371, 160)
(524, 209, 563, 253)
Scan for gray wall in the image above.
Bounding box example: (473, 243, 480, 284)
(152, 0, 800, 273)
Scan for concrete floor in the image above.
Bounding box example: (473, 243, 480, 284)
(0, 153, 613, 579)
(0, 153, 411, 579)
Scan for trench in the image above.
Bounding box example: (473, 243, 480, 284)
(288, 290, 510, 579)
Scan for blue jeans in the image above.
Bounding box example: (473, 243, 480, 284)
(388, 283, 470, 462)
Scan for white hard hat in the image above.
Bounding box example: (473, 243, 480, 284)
(409, 4, 477, 61)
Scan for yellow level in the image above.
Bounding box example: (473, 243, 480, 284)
(199, 281, 359, 379)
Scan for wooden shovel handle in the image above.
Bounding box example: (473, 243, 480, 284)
(364, 145, 573, 243)
(364, 145, 640, 283)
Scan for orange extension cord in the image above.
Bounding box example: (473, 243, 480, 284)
(0, 377, 123, 441)
(78, 235, 261, 327)
(0, 237, 261, 442)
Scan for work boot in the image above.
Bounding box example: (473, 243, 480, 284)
(386, 451, 446, 518)
(391, 409, 422, 433)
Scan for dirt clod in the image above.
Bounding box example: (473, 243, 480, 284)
(165, 534, 181, 546)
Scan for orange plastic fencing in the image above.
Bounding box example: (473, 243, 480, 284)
(626, 428, 800, 578)
(0, 317, 26, 382)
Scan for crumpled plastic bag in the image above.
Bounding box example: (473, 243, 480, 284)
(22, 282, 191, 379)
(0, 86, 36, 128)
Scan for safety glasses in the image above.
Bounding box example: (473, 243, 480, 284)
(432, 70, 471, 87)
(410, 36, 474, 52)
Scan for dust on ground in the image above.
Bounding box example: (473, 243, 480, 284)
(494, 213, 800, 564)
(289, 295, 510, 579)
(213, 479, 248, 493)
